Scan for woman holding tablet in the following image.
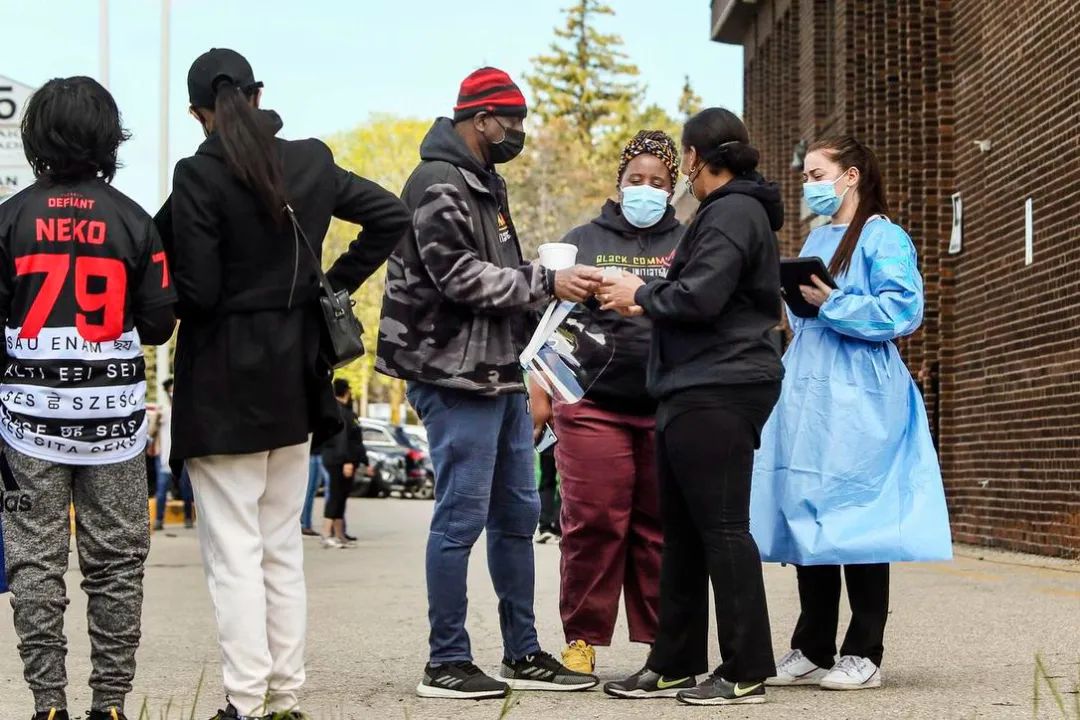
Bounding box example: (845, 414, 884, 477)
(751, 136, 951, 692)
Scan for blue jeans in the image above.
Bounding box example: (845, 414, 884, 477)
(155, 466, 193, 522)
(301, 454, 328, 530)
(407, 381, 541, 664)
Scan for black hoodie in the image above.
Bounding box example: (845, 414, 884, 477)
(561, 200, 684, 414)
(635, 174, 785, 401)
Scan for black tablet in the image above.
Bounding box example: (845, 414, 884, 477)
(780, 257, 838, 319)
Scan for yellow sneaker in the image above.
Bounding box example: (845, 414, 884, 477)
(562, 640, 596, 673)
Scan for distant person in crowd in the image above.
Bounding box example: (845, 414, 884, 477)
(530, 130, 683, 677)
(145, 407, 160, 497)
(534, 446, 561, 544)
(599, 108, 784, 706)
(159, 49, 409, 720)
(321, 378, 368, 549)
(751, 136, 952, 691)
(0, 76, 176, 720)
(377, 66, 602, 700)
(152, 378, 194, 530)
(301, 443, 329, 537)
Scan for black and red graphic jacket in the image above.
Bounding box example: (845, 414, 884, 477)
(0, 179, 176, 465)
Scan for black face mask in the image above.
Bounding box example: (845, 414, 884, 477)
(487, 118, 526, 164)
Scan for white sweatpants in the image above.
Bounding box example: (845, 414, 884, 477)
(188, 440, 310, 716)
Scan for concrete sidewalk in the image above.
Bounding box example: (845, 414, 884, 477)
(1, 498, 1077, 720)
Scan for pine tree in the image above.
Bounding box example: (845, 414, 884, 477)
(526, 0, 642, 144)
(678, 75, 704, 120)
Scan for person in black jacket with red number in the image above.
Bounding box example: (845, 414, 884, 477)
(157, 49, 408, 720)
(320, 378, 367, 549)
(600, 108, 784, 707)
(0, 76, 176, 720)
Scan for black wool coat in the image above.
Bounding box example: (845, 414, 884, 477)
(156, 114, 409, 462)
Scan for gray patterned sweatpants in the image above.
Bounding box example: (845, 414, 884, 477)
(1, 447, 150, 713)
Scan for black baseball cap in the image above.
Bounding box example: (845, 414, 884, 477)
(187, 48, 263, 109)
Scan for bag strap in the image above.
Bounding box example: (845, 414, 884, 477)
(284, 203, 340, 308)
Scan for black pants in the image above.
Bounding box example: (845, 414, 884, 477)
(647, 395, 776, 682)
(537, 449, 561, 534)
(323, 466, 353, 520)
(791, 563, 890, 668)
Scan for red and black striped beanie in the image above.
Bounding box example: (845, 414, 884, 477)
(453, 67, 528, 122)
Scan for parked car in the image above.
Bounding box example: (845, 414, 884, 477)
(392, 424, 435, 500)
(360, 419, 434, 500)
(350, 447, 402, 499)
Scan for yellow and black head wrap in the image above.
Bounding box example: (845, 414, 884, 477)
(617, 130, 680, 191)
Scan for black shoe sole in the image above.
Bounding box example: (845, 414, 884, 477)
(604, 685, 686, 699)
(676, 693, 767, 706)
(503, 677, 598, 692)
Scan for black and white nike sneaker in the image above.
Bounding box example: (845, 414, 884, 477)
(500, 651, 599, 691)
(604, 667, 697, 699)
(416, 661, 510, 700)
(676, 674, 767, 706)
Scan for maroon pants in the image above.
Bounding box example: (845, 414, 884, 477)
(554, 400, 662, 646)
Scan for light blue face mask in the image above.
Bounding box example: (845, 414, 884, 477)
(620, 184, 670, 228)
(803, 169, 853, 217)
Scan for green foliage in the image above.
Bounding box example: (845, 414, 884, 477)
(526, 0, 642, 145)
(322, 115, 430, 408)
(679, 74, 704, 120)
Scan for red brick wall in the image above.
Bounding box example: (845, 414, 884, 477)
(734, 0, 1080, 557)
(946, 0, 1080, 556)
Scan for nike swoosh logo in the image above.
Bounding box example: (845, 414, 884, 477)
(656, 676, 689, 689)
(733, 682, 763, 697)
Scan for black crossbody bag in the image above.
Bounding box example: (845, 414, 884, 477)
(285, 204, 365, 369)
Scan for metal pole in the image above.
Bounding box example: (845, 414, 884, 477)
(155, 0, 172, 402)
(98, 0, 109, 88)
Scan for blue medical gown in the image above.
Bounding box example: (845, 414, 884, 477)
(750, 218, 952, 565)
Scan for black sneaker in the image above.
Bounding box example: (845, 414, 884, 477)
(87, 708, 127, 720)
(32, 710, 69, 720)
(676, 675, 767, 706)
(500, 650, 598, 692)
(86, 710, 127, 720)
(604, 667, 697, 699)
(416, 661, 509, 699)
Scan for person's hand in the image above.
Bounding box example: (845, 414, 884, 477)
(799, 275, 835, 308)
(598, 271, 645, 312)
(343, 463, 355, 479)
(529, 380, 554, 443)
(554, 265, 604, 302)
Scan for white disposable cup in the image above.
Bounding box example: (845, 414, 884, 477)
(537, 243, 578, 270)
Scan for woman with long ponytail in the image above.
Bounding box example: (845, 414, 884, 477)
(160, 48, 409, 720)
(751, 136, 952, 691)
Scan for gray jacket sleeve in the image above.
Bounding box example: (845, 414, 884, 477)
(413, 182, 550, 315)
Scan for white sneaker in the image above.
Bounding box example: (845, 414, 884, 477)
(767, 649, 830, 686)
(820, 655, 883, 690)
(321, 536, 344, 549)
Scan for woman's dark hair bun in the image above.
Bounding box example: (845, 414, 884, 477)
(682, 107, 760, 177)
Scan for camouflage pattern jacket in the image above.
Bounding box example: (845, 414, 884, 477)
(376, 118, 551, 396)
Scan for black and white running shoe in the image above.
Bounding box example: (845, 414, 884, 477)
(416, 661, 510, 699)
(500, 651, 599, 691)
(604, 667, 697, 699)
